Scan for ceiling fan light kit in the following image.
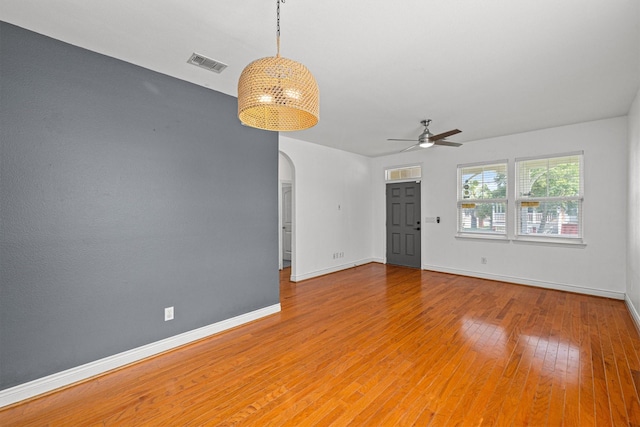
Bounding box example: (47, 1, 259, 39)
(388, 119, 463, 152)
(237, 0, 319, 132)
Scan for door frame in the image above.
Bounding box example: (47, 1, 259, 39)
(382, 163, 424, 268)
(278, 151, 296, 278)
(385, 180, 422, 268)
(280, 181, 293, 265)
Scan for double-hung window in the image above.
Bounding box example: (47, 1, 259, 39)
(515, 152, 583, 240)
(457, 161, 508, 236)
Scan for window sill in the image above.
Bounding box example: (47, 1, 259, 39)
(512, 236, 586, 248)
(455, 234, 587, 248)
(455, 233, 509, 242)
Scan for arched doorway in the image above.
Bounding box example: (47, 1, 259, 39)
(278, 152, 295, 278)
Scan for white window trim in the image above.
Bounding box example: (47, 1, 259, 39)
(514, 152, 584, 244)
(455, 233, 510, 241)
(457, 160, 509, 238)
(512, 236, 587, 247)
(385, 164, 422, 182)
(454, 154, 587, 246)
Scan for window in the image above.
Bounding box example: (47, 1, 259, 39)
(457, 161, 508, 236)
(515, 152, 583, 240)
(385, 165, 421, 182)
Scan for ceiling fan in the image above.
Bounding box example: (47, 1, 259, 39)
(388, 119, 462, 152)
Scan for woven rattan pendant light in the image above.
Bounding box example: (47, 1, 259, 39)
(238, 0, 319, 131)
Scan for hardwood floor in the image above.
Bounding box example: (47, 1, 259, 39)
(2, 264, 640, 426)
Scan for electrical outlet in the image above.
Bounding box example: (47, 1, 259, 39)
(164, 306, 174, 321)
(481, 257, 487, 265)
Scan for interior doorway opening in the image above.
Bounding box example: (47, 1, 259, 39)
(278, 152, 295, 278)
(281, 182, 292, 268)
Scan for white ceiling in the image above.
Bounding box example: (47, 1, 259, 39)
(1, 0, 639, 157)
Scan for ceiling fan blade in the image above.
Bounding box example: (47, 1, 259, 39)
(387, 138, 418, 142)
(401, 144, 419, 152)
(429, 129, 462, 141)
(434, 140, 462, 147)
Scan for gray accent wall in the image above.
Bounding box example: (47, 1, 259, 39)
(0, 22, 279, 390)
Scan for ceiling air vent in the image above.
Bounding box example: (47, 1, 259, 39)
(187, 53, 228, 73)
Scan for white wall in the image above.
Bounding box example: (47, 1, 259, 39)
(627, 88, 640, 327)
(372, 117, 628, 298)
(278, 152, 293, 181)
(279, 136, 374, 281)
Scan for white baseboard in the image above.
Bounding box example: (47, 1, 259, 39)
(625, 295, 640, 335)
(422, 264, 625, 300)
(291, 258, 378, 282)
(0, 303, 281, 409)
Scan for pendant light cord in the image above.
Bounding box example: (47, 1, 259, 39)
(276, 0, 285, 57)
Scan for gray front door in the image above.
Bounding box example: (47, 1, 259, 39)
(386, 181, 421, 268)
